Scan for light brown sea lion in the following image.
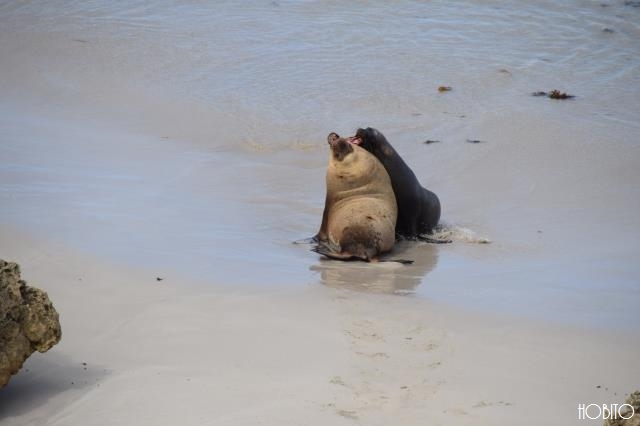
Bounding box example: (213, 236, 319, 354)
(313, 132, 397, 262)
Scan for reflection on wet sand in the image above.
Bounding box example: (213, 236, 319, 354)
(310, 241, 438, 294)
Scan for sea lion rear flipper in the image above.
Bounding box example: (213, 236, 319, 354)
(311, 241, 362, 261)
(417, 234, 452, 244)
(311, 241, 369, 261)
(313, 242, 413, 265)
(380, 258, 414, 265)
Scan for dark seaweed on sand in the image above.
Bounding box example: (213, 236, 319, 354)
(532, 90, 575, 100)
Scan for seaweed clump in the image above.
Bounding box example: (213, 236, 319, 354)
(532, 90, 575, 100)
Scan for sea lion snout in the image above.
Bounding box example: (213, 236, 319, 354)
(327, 132, 340, 145)
(327, 132, 353, 161)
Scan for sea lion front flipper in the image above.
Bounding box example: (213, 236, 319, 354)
(308, 192, 332, 245)
(293, 236, 319, 245)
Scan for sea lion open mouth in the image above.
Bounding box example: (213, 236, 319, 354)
(347, 136, 363, 146)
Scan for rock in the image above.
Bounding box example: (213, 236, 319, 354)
(1, 259, 62, 389)
(604, 391, 640, 426)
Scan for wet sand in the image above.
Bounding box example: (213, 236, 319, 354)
(1, 226, 639, 425)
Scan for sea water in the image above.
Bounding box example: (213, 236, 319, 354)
(1, 0, 639, 328)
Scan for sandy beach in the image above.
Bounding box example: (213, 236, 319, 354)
(1, 1, 639, 424)
(2, 226, 638, 425)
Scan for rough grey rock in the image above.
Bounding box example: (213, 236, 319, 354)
(605, 391, 640, 426)
(1, 259, 62, 389)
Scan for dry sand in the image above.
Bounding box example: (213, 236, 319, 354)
(1, 226, 638, 426)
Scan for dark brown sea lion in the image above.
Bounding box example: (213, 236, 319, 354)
(350, 127, 441, 239)
(314, 132, 397, 262)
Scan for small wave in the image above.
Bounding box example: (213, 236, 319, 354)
(424, 223, 491, 244)
(241, 138, 323, 154)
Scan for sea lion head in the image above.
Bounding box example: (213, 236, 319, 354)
(327, 132, 354, 162)
(350, 127, 394, 158)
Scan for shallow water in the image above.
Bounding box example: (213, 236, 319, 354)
(1, 0, 639, 328)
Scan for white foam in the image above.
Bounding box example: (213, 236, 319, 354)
(424, 223, 491, 244)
